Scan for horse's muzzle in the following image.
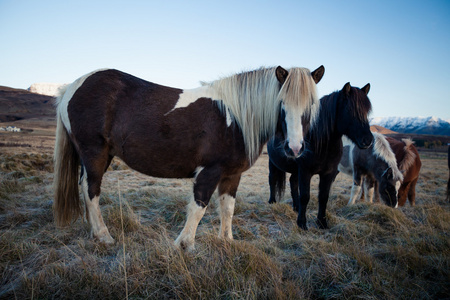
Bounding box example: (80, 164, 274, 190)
(284, 141, 304, 159)
(357, 136, 374, 149)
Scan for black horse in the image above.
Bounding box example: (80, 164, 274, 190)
(268, 82, 374, 230)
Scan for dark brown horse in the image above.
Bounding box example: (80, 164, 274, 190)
(385, 137, 421, 206)
(53, 66, 324, 250)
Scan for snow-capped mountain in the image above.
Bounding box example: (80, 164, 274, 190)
(370, 116, 450, 136)
(28, 83, 66, 97)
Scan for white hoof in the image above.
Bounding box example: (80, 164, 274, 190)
(174, 237, 195, 252)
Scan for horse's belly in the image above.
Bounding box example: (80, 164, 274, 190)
(116, 145, 199, 179)
(123, 156, 196, 179)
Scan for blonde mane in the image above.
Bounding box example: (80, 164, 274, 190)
(372, 132, 403, 181)
(206, 67, 319, 164)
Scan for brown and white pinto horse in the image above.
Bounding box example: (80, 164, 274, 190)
(53, 66, 324, 250)
(385, 137, 421, 206)
(339, 132, 403, 207)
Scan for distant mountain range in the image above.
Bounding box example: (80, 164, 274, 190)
(371, 116, 450, 136)
(28, 83, 65, 97)
(0, 86, 54, 122)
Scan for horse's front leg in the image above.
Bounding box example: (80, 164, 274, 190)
(317, 172, 335, 229)
(217, 174, 241, 240)
(297, 170, 312, 230)
(175, 166, 221, 252)
(363, 176, 375, 203)
(349, 171, 363, 205)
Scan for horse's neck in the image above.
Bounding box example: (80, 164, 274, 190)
(374, 162, 389, 181)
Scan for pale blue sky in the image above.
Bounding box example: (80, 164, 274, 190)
(1, 0, 449, 119)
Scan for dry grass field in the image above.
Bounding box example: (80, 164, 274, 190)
(0, 129, 449, 299)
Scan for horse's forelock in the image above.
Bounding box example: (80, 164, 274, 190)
(278, 68, 320, 124)
(350, 88, 372, 122)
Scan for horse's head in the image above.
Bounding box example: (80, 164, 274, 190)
(338, 82, 373, 149)
(275, 65, 324, 158)
(378, 167, 401, 208)
(275, 105, 312, 158)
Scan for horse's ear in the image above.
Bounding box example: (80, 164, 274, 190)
(343, 82, 351, 95)
(276, 66, 289, 84)
(386, 167, 393, 180)
(362, 83, 370, 95)
(311, 65, 325, 84)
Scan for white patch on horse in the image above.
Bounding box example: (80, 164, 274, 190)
(165, 86, 233, 127)
(225, 108, 232, 127)
(167, 86, 212, 112)
(217, 194, 235, 240)
(174, 197, 207, 251)
(80, 169, 114, 244)
(56, 69, 109, 133)
(193, 166, 204, 183)
(284, 104, 304, 157)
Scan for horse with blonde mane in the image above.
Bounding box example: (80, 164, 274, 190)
(53, 66, 324, 251)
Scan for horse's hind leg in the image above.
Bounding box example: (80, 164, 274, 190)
(373, 180, 380, 203)
(80, 152, 114, 244)
(217, 174, 241, 240)
(175, 166, 221, 251)
(289, 173, 299, 212)
(397, 182, 409, 207)
(317, 173, 335, 229)
(297, 171, 312, 230)
(407, 177, 418, 206)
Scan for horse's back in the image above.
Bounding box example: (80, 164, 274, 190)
(62, 69, 250, 179)
(385, 137, 421, 181)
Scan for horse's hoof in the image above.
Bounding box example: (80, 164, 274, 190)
(268, 199, 276, 204)
(316, 219, 329, 229)
(174, 238, 195, 252)
(96, 234, 115, 245)
(297, 220, 308, 230)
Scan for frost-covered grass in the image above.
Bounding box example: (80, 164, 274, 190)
(0, 151, 448, 299)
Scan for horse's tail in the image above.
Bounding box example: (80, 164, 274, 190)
(53, 88, 82, 226)
(274, 173, 286, 202)
(269, 163, 286, 203)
